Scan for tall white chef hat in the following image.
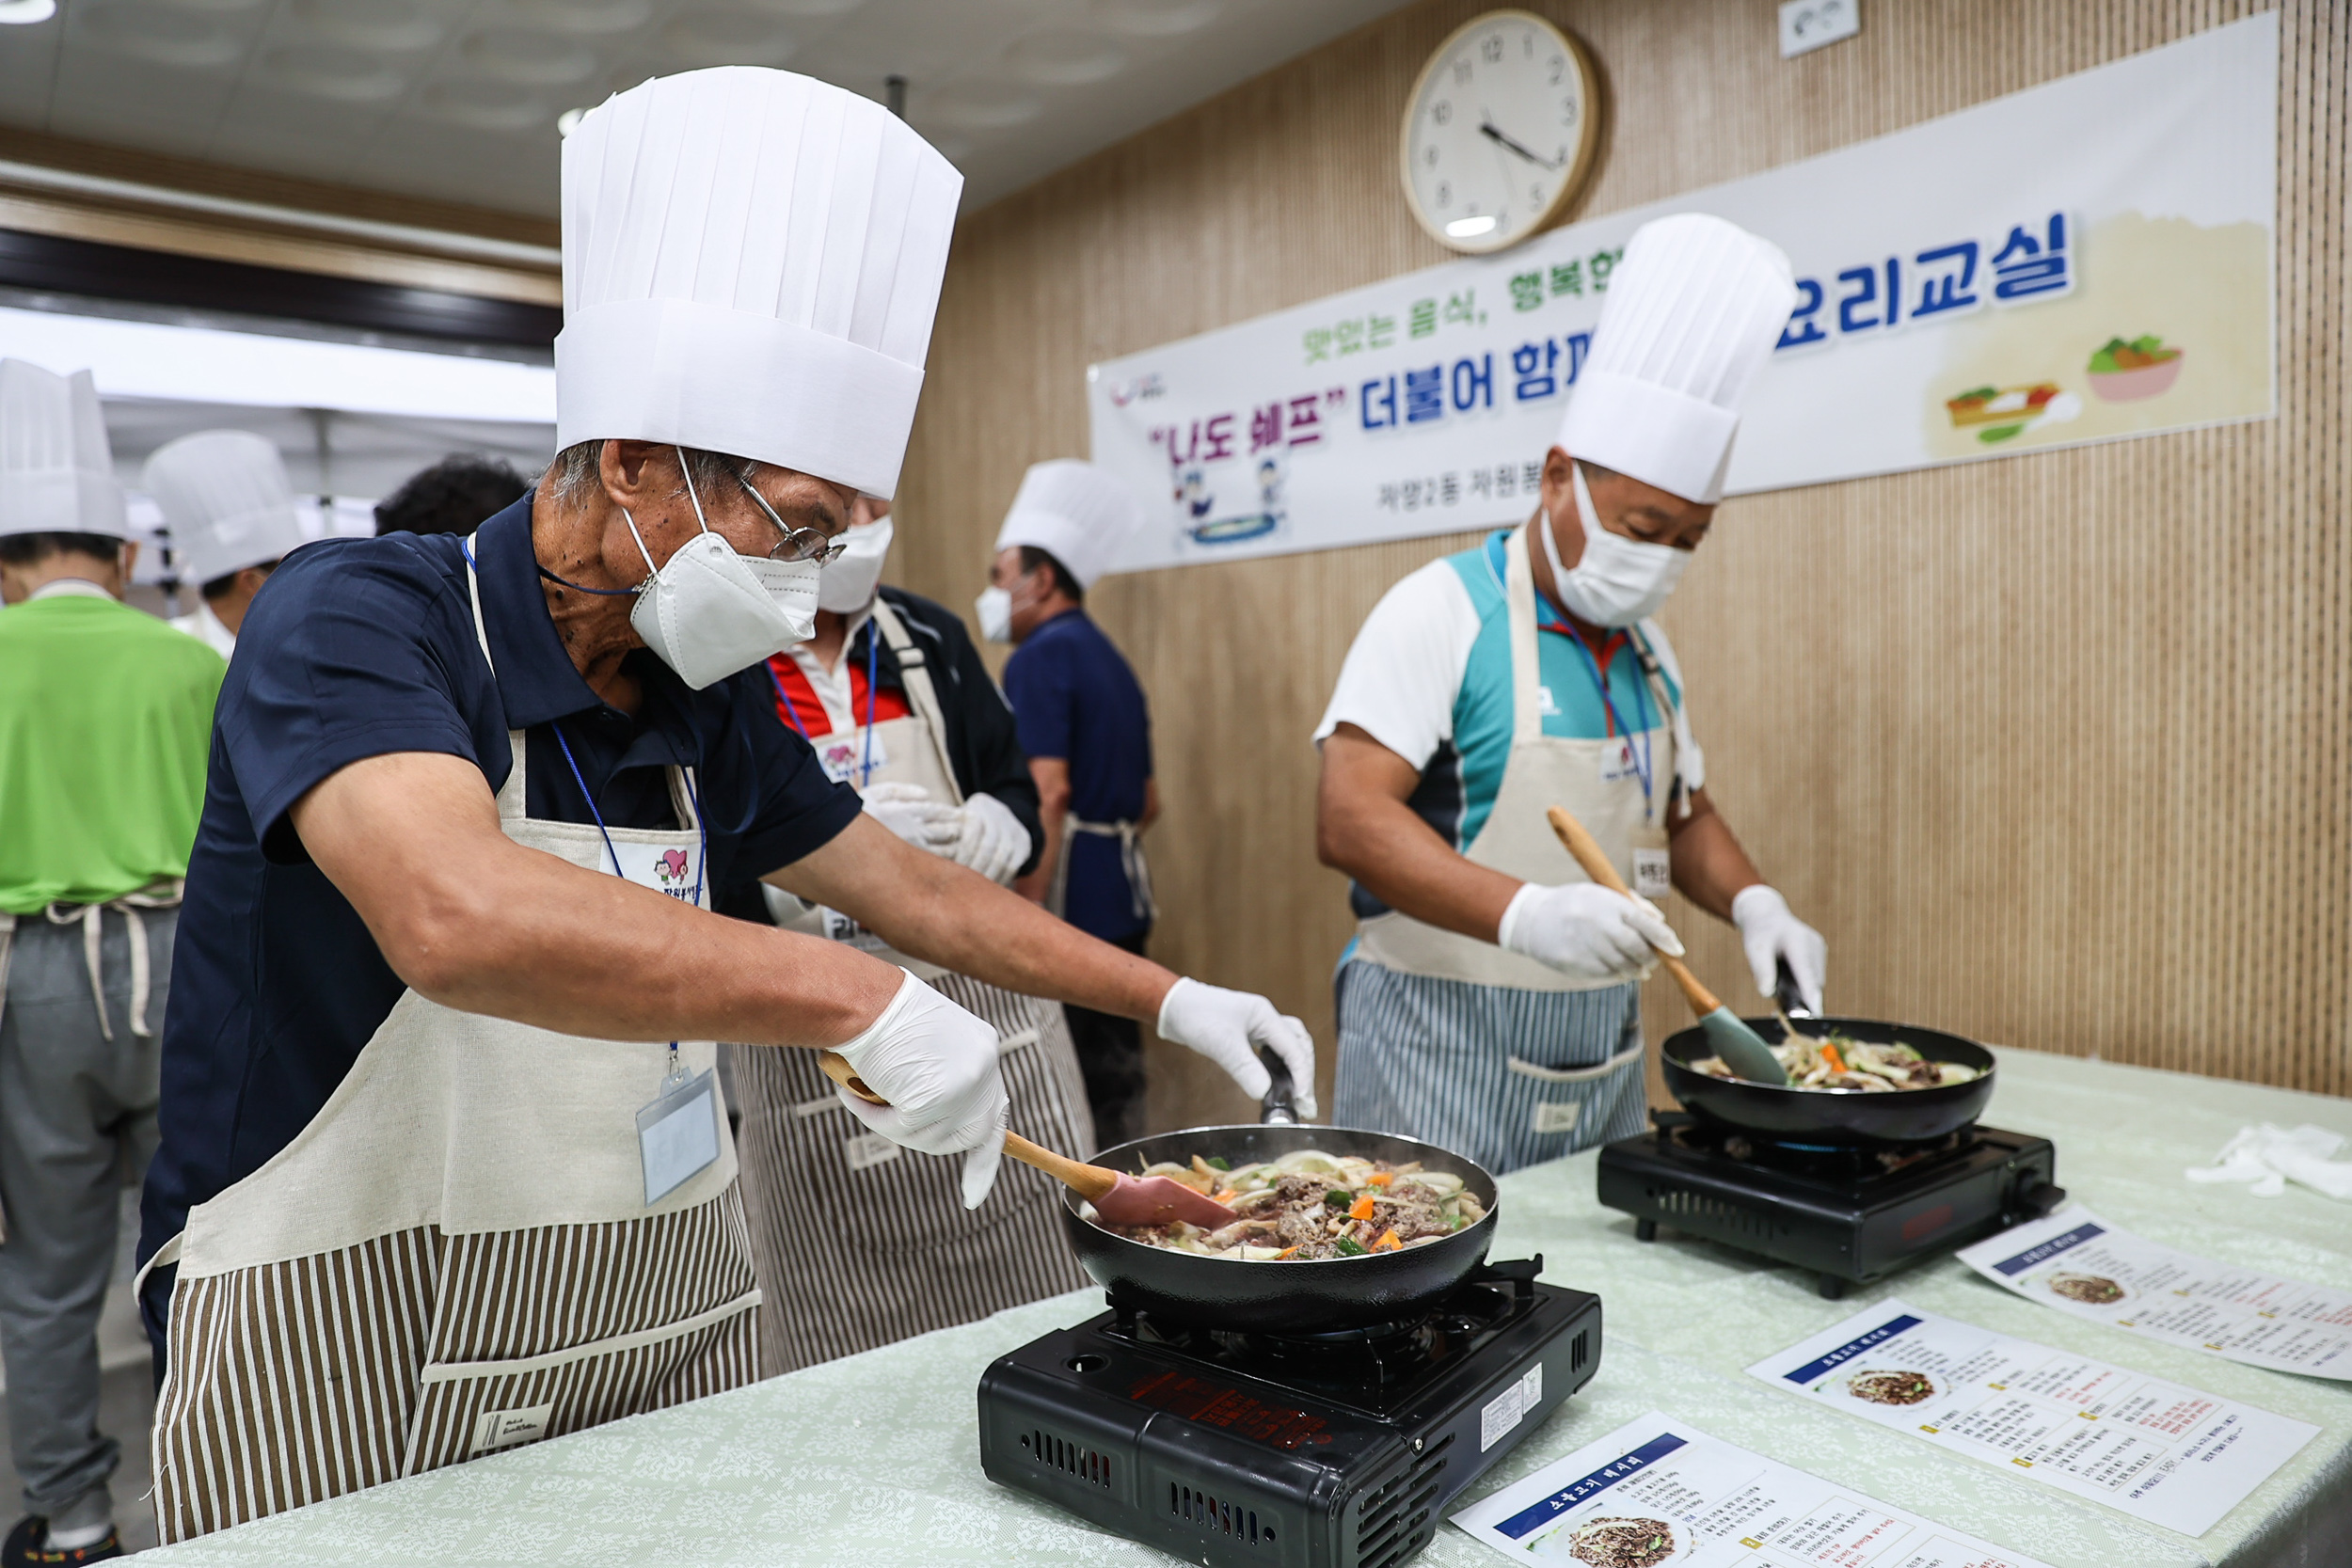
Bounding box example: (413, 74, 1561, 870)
(1556, 213, 1797, 505)
(555, 68, 963, 501)
(993, 460, 1145, 591)
(0, 359, 128, 541)
(143, 430, 308, 586)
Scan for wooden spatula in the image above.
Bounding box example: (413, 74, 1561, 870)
(816, 1051, 1240, 1228)
(1544, 805, 1792, 1087)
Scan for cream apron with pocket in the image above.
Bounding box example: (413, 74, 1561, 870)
(742, 598, 1093, 1372)
(1336, 523, 1684, 1162)
(143, 551, 759, 1544)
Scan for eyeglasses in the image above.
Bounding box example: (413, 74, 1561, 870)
(738, 475, 847, 563)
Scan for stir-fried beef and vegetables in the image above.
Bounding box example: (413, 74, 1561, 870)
(1846, 1370, 1936, 1406)
(1092, 1148, 1486, 1259)
(1563, 1518, 1677, 1568)
(1692, 1032, 1981, 1091)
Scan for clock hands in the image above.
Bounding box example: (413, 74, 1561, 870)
(1480, 118, 1562, 171)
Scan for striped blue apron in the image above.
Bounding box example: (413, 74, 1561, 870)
(1333, 524, 1685, 1174)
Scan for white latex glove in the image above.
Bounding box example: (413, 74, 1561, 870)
(1155, 977, 1320, 1119)
(831, 972, 1009, 1209)
(1730, 884, 1826, 1012)
(865, 781, 961, 853)
(949, 791, 1031, 884)
(1498, 881, 1682, 985)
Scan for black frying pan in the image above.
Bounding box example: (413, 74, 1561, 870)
(1060, 1056, 1500, 1333)
(1661, 1014, 1996, 1146)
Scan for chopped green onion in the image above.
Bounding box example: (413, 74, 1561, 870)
(1324, 1189, 1351, 1209)
(1334, 1235, 1366, 1257)
(1205, 1156, 1231, 1171)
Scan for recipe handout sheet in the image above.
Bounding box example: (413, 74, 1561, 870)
(1743, 1300, 2316, 1536)
(1956, 1207, 2352, 1380)
(1453, 1409, 2057, 1567)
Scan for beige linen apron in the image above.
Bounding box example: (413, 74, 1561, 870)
(1331, 524, 1684, 1170)
(1353, 524, 1682, 992)
(142, 554, 759, 1544)
(739, 599, 1092, 1372)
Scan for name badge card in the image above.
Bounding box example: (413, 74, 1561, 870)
(636, 1063, 721, 1205)
(1632, 847, 1672, 899)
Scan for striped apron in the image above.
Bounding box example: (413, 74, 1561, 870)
(1332, 523, 1684, 1174)
(742, 600, 1092, 1374)
(138, 550, 759, 1544)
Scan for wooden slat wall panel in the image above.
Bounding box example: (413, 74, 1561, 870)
(891, 0, 2350, 1132)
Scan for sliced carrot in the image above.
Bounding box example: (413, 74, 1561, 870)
(1348, 1194, 1377, 1221)
(1212, 1189, 1240, 1204)
(1820, 1041, 1846, 1074)
(1273, 1245, 1298, 1259)
(1372, 1229, 1403, 1253)
(1367, 1170, 1394, 1187)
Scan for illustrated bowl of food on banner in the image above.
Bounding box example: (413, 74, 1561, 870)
(2086, 334, 2186, 402)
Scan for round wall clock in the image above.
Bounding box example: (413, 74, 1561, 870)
(1399, 9, 1598, 254)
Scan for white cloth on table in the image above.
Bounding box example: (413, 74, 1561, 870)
(2185, 1122, 2352, 1199)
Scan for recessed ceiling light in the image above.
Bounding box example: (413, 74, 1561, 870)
(1445, 214, 1498, 238)
(1094, 0, 1220, 39)
(0, 0, 55, 22)
(1006, 31, 1126, 87)
(926, 83, 1042, 131)
(557, 106, 589, 136)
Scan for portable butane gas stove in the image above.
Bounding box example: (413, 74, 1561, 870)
(978, 1260, 1600, 1568)
(1597, 1112, 2066, 1299)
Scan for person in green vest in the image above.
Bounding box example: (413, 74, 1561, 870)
(0, 360, 223, 1565)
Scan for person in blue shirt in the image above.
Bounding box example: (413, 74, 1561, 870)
(1314, 215, 1827, 1177)
(977, 460, 1161, 1147)
(133, 71, 1313, 1546)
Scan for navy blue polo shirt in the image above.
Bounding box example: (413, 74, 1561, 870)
(1002, 607, 1153, 944)
(139, 496, 860, 1269)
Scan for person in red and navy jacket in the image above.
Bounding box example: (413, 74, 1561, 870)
(715, 499, 1094, 1374)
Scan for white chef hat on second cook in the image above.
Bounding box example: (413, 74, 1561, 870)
(1556, 214, 1797, 504)
(0, 359, 128, 540)
(143, 430, 308, 586)
(555, 68, 963, 501)
(993, 460, 1146, 590)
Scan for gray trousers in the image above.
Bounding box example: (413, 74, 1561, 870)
(0, 908, 167, 1524)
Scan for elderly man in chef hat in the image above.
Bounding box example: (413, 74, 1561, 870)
(1314, 214, 1826, 1176)
(135, 69, 1315, 1544)
(145, 429, 310, 657)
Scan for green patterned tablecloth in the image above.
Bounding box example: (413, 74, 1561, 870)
(143, 1050, 2352, 1567)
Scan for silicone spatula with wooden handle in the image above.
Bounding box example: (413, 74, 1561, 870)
(1544, 805, 1792, 1087)
(816, 1051, 1241, 1228)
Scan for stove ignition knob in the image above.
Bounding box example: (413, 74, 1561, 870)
(2015, 1180, 2067, 1218)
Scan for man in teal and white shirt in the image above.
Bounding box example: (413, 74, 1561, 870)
(1314, 214, 1826, 1175)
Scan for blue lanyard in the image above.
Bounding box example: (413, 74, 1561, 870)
(1537, 595, 1655, 807)
(763, 628, 879, 787)
(551, 721, 706, 1071)
(550, 722, 706, 908)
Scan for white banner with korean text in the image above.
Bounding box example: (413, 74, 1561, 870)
(1087, 14, 2276, 575)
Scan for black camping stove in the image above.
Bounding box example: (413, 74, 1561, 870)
(1597, 1112, 2065, 1300)
(978, 1260, 1600, 1568)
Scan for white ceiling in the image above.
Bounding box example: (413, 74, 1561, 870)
(0, 0, 1414, 219)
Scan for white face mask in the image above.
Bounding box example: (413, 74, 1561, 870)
(817, 514, 893, 615)
(1541, 462, 1690, 627)
(624, 451, 821, 689)
(973, 584, 1014, 644)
